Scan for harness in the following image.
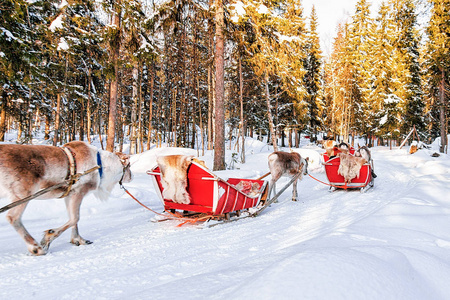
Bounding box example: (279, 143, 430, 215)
(97, 151, 103, 179)
(59, 147, 77, 198)
(119, 160, 130, 187)
(59, 147, 104, 198)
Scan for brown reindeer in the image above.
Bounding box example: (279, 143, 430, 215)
(267, 151, 309, 201)
(0, 141, 132, 255)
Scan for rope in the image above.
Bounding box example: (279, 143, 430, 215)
(307, 173, 367, 189)
(120, 184, 214, 227)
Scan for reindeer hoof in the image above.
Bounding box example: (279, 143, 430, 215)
(292, 198, 298, 202)
(71, 238, 93, 246)
(29, 244, 47, 256)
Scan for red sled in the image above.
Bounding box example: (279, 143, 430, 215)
(147, 161, 269, 222)
(322, 148, 374, 191)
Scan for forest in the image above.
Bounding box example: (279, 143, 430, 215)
(0, 0, 449, 170)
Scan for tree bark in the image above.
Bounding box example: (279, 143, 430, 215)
(87, 69, 92, 143)
(239, 55, 245, 163)
(130, 61, 139, 154)
(0, 95, 7, 142)
(213, 0, 225, 171)
(265, 73, 278, 151)
(146, 64, 154, 150)
(106, 9, 121, 152)
(439, 67, 448, 153)
(53, 93, 61, 146)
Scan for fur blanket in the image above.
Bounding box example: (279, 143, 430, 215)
(337, 153, 367, 184)
(157, 155, 194, 204)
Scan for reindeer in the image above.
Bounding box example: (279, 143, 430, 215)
(0, 141, 132, 255)
(355, 145, 377, 178)
(267, 151, 309, 201)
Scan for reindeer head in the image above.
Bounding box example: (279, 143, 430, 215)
(114, 152, 132, 184)
(300, 157, 309, 175)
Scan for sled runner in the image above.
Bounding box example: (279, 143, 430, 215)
(147, 161, 272, 226)
(322, 148, 374, 192)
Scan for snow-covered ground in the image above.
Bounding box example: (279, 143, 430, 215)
(1, 137, 450, 300)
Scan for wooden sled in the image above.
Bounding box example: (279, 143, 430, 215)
(147, 161, 270, 226)
(322, 148, 374, 192)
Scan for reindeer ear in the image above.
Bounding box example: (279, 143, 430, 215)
(115, 152, 130, 165)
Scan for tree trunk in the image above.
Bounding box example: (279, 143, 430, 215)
(53, 93, 62, 146)
(213, 0, 225, 171)
(130, 61, 139, 154)
(207, 59, 213, 151)
(106, 10, 121, 152)
(138, 64, 144, 153)
(44, 114, 51, 140)
(264, 73, 278, 151)
(79, 99, 85, 141)
(147, 63, 154, 150)
(87, 69, 92, 143)
(0, 95, 7, 141)
(439, 67, 448, 153)
(207, 10, 214, 151)
(239, 55, 245, 163)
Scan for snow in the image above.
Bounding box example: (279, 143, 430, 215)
(49, 15, 64, 32)
(230, 1, 246, 24)
(57, 37, 69, 51)
(1, 137, 450, 299)
(257, 4, 269, 15)
(1, 28, 17, 42)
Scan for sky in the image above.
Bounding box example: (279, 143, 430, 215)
(301, 0, 383, 55)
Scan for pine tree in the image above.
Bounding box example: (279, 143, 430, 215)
(213, 0, 226, 170)
(239, 0, 307, 150)
(103, 0, 122, 152)
(347, 0, 374, 143)
(57, 0, 106, 142)
(304, 5, 322, 140)
(425, 0, 449, 153)
(0, 0, 31, 140)
(323, 23, 354, 140)
(371, 2, 400, 143)
(390, 0, 424, 135)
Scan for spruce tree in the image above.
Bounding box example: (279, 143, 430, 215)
(390, 0, 424, 135)
(425, 0, 449, 152)
(347, 0, 374, 142)
(371, 2, 400, 143)
(304, 5, 322, 140)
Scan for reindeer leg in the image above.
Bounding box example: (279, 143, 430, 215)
(268, 179, 274, 199)
(40, 193, 90, 251)
(6, 201, 46, 256)
(292, 179, 298, 201)
(66, 194, 92, 246)
(268, 180, 280, 203)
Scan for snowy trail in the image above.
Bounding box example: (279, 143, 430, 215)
(1, 143, 450, 299)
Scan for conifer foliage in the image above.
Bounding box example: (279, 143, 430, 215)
(0, 0, 448, 155)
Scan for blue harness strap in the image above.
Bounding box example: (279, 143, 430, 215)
(97, 151, 103, 178)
